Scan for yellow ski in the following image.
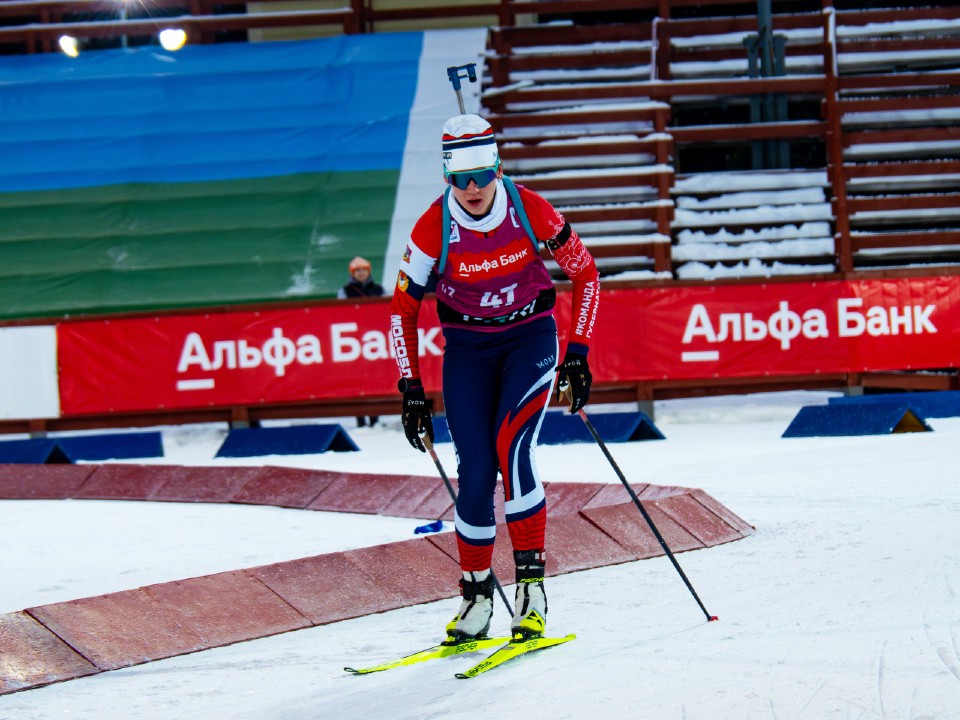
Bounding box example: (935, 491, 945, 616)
(455, 633, 576, 679)
(344, 636, 509, 675)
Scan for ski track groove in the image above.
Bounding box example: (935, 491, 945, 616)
(922, 612, 960, 683)
(953, 624, 960, 669)
(767, 698, 779, 720)
(679, 650, 694, 720)
(847, 694, 880, 720)
(877, 639, 889, 720)
(794, 680, 824, 719)
(934, 637, 960, 683)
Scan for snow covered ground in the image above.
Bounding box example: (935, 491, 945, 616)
(2, 391, 959, 719)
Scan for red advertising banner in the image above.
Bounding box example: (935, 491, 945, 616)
(58, 302, 444, 416)
(57, 277, 960, 417)
(587, 276, 960, 382)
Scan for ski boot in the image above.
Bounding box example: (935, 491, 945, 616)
(511, 549, 547, 640)
(444, 569, 495, 643)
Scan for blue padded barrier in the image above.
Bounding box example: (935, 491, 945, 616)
(431, 411, 664, 446)
(55, 432, 164, 462)
(215, 424, 359, 458)
(539, 411, 665, 445)
(782, 404, 933, 438)
(828, 390, 960, 419)
(0, 438, 71, 464)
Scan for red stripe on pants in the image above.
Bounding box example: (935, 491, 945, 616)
(458, 537, 495, 572)
(506, 506, 546, 552)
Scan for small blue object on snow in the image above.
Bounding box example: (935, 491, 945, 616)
(782, 404, 933, 438)
(414, 520, 444, 535)
(215, 424, 359, 457)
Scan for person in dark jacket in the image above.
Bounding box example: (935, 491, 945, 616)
(338, 256, 385, 299)
(338, 256, 384, 427)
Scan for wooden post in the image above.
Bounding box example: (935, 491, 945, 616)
(636, 382, 655, 420)
(487, 52, 507, 88)
(343, 0, 361, 34)
(821, 8, 852, 275)
(653, 233, 672, 275)
(39, 10, 53, 53)
(653, 106, 674, 276)
(654, 18, 671, 81)
(187, 0, 209, 44)
(498, 0, 513, 29)
(230, 406, 252, 429)
(349, 0, 370, 34)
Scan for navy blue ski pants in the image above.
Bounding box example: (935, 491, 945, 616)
(441, 315, 558, 572)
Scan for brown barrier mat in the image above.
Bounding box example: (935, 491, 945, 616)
(27, 589, 206, 671)
(150, 466, 263, 503)
(654, 493, 743, 547)
(0, 464, 754, 695)
(342, 540, 461, 606)
(379, 476, 456, 519)
(307, 473, 410, 514)
(543, 481, 605, 517)
(251, 552, 406, 626)
(0, 465, 96, 500)
(142, 571, 311, 649)
(0, 611, 99, 693)
(232, 466, 336, 509)
(544, 513, 639, 573)
(73, 464, 185, 501)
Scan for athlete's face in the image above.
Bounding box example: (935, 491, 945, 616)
(449, 166, 503, 216)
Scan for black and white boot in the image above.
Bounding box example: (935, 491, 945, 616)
(511, 550, 547, 639)
(445, 569, 495, 641)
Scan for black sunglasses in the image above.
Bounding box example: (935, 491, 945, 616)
(445, 167, 498, 190)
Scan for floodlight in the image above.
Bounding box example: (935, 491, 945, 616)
(58, 35, 80, 58)
(159, 28, 187, 52)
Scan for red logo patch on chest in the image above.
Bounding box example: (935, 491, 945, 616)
(449, 237, 535, 281)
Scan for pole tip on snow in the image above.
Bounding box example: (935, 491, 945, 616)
(708, 616, 719, 622)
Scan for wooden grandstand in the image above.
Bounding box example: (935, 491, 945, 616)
(481, 2, 960, 280)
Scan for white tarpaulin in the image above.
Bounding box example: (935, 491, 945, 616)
(0, 325, 59, 419)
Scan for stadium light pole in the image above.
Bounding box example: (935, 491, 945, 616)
(116, 0, 129, 48)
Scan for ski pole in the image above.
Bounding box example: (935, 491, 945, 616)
(421, 432, 515, 618)
(559, 383, 718, 623)
(446, 63, 477, 114)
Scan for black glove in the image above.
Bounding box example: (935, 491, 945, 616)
(556, 351, 592, 414)
(399, 379, 434, 452)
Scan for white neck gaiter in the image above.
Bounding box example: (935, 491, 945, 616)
(447, 179, 507, 233)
